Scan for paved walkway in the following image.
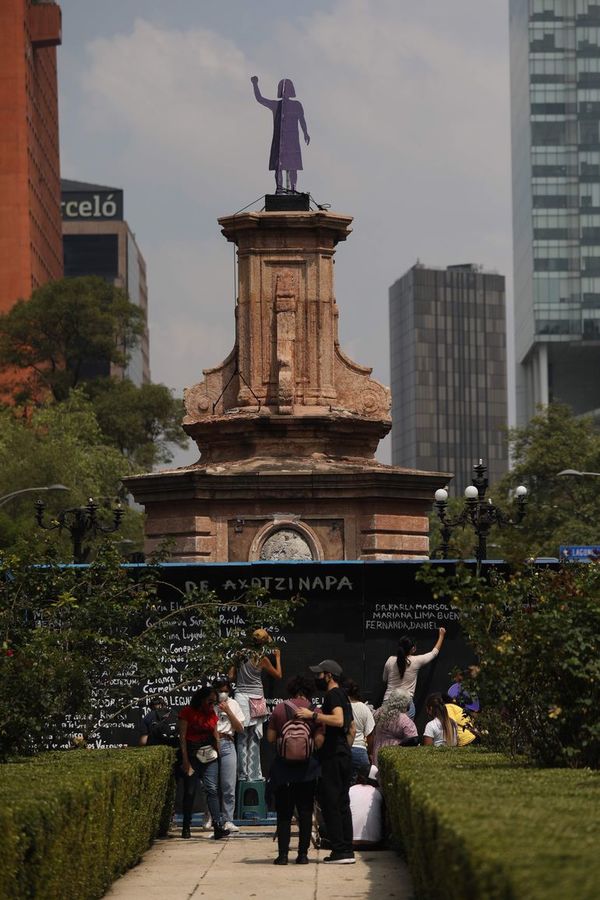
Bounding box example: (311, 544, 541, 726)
(105, 826, 414, 899)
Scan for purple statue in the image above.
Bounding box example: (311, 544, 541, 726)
(251, 76, 310, 193)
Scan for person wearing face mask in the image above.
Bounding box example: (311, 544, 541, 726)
(212, 677, 246, 833)
(296, 659, 356, 865)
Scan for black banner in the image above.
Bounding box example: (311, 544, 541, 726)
(89, 560, 476, 748)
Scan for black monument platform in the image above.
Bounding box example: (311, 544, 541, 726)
(265, 192, 310, 212)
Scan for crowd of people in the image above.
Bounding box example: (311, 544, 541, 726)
(138, 625, 480, 864)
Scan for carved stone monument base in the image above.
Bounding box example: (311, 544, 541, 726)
(125, 207, 449, 561)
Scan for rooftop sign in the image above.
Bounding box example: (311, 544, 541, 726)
(61, 187, 123, 222)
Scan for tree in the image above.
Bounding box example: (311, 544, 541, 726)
(83, 378, 189, 468)
(0, 276, 144, 402)
(420, 560, 600, 768)
(0, 393, 143, 555)
(491, 404, 600, 560)
(0, 542, 303, 758)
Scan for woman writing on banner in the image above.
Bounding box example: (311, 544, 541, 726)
(230, 628, 283, 781)
(381, 627, 446, 716)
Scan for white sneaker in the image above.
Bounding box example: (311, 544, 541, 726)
(223, 821, 240, 832)
(201, 816, 213, 832)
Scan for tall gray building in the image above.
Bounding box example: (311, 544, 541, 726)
(389, 264, 508, 493)
(510, 0, 600, 424)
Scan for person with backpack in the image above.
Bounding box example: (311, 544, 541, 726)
(138, 696, 178, 747)
(266, 675, 323, 866)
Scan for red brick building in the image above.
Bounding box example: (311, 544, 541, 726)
(0, 0, 63, 312)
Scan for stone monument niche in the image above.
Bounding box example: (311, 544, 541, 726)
(125, 208, 450, 561)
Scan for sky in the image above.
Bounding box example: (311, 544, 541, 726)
(57, 0, 512, 466)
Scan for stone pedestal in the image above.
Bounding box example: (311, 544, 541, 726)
(125, 206, 449, 561)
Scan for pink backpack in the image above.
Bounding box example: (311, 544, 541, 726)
(277, 701, 314, 763)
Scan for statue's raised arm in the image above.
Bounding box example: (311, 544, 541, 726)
(251, 75, 310, 193)
(251, 75, 278, 112)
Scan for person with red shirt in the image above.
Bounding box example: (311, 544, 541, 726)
(178, 686, 229, 840)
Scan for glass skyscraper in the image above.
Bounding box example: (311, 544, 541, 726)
(389, 264, 508, 493)
(510, 0, 600, 423)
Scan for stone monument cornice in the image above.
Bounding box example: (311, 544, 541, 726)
(218, 209, 353, 245)
(124, 463, 450, 506)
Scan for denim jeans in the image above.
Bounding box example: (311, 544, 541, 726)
(351, 745, 370, 780)
(182, 753, 222, 828)
(219, 738, 237, 823)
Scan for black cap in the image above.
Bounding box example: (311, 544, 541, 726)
(309, 659, 343, 676)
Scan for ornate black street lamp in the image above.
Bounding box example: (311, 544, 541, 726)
(433, 459, 527, 563)
(35, 497, 124, 564)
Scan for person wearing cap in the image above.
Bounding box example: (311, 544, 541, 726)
(138, 696, 178, 747)
(296, 659, 356, 865)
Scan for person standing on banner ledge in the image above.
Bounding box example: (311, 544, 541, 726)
(230, 628, 283, 781)
(296, 659, 356, 865)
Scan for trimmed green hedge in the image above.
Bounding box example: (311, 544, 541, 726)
(0, 747, 175, 900)
(379, 748, 600, 900)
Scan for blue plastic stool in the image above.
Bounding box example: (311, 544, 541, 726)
(236, 779, 267, 820)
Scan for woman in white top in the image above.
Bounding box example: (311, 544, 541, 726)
(422, 693, 458, 747)
(382, 627, 446, 715)
(212, 676, 246, 832)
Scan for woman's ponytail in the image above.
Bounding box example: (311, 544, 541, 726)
(396, 635, 414, 678)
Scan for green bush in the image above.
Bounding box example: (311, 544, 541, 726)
(379, 748, 600, 900)
(0, 747, 175, 900)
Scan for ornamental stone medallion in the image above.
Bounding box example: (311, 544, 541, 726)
(259, 529, 314, 561)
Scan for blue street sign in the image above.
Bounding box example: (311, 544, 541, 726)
(559, 545, 600, 560)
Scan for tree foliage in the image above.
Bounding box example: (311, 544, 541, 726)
(0, 542, 303, 758)
(420, 561, 600, 768)
(0, 276, 145, 402)
(83, 378, 189, 468)
(0, 274, 190, 505)
(429, 404, 600, 562)
(492, 403, 600, 560)
(0, 393, 142, 556)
